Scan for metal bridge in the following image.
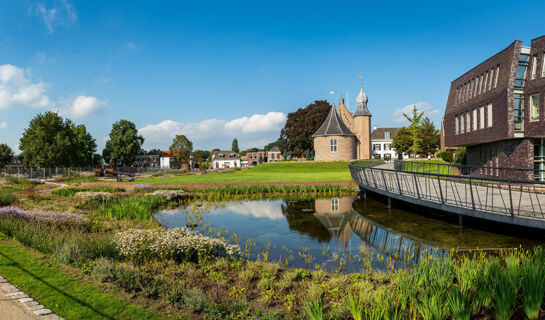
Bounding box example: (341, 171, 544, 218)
(348, 160, 545, 230)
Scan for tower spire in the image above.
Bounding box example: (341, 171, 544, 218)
(354, 77, 371, 117)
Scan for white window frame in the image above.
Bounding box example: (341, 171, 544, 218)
(487, 103, 493, 127)
(494, 65, 500, 88)
(532, 55, 538, 79)
(455, 116, 459, 135)
(479, 106, 485, 129)
(466, 112, 471, 133)
(473, 109, 478, 131)
(330, 139, 338, 153)
(460, 114, 465, 133)
(542, 53, 545, 77)
(530, 94, 540, 122)
(483, 72, 488, 93)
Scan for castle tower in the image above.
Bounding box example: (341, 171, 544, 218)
(336, 98, 354, 132)
(353, 83, 372, 159)
(312, 106, 356, 161)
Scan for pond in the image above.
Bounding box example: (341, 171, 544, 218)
(156, 194, 545, 272)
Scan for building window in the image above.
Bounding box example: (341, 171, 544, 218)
(384, 143, 391, 151)
(460, 113, 465, 133)
(330, 139, 337, 152)
(466, 112, 471, 133)
(532, 55, 538, 79)
(542, 53, 545, 77)
(384, 154, 391, 161)
(384, 131, 390, 139)
(331, 198, 339, 212)
(515, 55, 528, 88)
(487, 103, 493, 127)
(479, 106, 485, 129)
(473, 109, 478, 131)
(455, 116, 459, 135)
(530, 94, 540, 122)
(514, 93, 524, 130)
(373, 144, 381, 151)
(484, 72, 489, 92)
(494, 65, 500, 88)
(535, 139, 545, 181)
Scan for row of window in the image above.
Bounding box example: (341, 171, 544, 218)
(455, 65, 500, 105)
(530, 52, 545, 80)
(454, 103, 493, 135)
(373, 143, 392, 151)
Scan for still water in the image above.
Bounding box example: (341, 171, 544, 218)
(156, 194, 545, 272)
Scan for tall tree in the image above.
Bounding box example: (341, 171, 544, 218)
(108, 120, 144, 167)
(0, 144, 14, 169)
(70, 124, 97, 167)
(19, 112, 74, 168)
(102, 140, 114, 165)
(279, 100, 331, 157)
(170, 135, 193, 167)
(418, 117, 440, 157)
(192, 150, 210, 160)
(232, 138, 239, 153)
(147, 148, 162, 155)
(402, 105, 425, 157)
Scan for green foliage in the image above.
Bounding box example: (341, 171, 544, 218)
(0, 188, 17, 205)
(51, 186, 125, 197)
(418, 117, 440, 157)
(436, 151, 453, 163)
(98, 195, 167, 220)
(19, 111, 96, 168)
(170, 134, 193, 164)
(108, 119, 144, 166)
(232, 138, 240, 153)
(0, 143, 14, 168)
(391, 127, 413, 155)
(303, 294, 323, 320)
(280, 100, 331, 157)
(521, 249, 545, 320)
(192, 149, 211, 160)
(488, 258, 520, 320)
(194, 184, 353, 197)
(344, 292, 364, 320)
(403, 105, 425, 156)
(454, 147, 466, 165)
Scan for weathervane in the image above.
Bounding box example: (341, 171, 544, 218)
(358, 75, 363, 88)
(329, 90, 335, 106)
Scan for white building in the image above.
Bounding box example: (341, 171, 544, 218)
(211, 151, 241, 169)
(371, 127, 406, 161)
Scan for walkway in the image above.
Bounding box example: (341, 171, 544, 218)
(349, 162, 545, 230)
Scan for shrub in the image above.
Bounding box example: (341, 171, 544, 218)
(436, 151, 453, 163)
(0, 189, 16, 206)
(114, 228, 241, 263)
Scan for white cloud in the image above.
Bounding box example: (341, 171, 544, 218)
(139, 112, 287, 150)
(0, 64, 54, 110)
(29, 0, 77, 34)
(218, 201, 284, 220)
(35, 51, 56, 64)
(0, 121, 6, 129)
(63, 96, 107, 119)
(392, 101, 441, 123)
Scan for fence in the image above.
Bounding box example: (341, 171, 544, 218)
(349, 160, 545, 224)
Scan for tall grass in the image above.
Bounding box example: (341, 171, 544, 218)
(195, 184, 354, 196)
(521, 249, 545, 319)
(52, 186, 126, 197)
(98, 195, 167, 220)
(0, 189, 17, 206)
(488, 258, 520, 320)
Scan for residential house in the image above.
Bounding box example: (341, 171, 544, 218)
(211, 151, 241, 169)
(247, 151, 266, 166)
(267, 147, 282, 162)
(371, 127, 404, 160)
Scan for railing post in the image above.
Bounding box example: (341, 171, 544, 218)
(371, 169, 378, 189)
(437, 175, 444, 204)
(508, 182, 514, 217)
(469, 177, 475, 210)
(381, 170, 388, 192)
(395, 171, 402, 195)
(413, 174, 420, 199)
(362, 167, 369, 187)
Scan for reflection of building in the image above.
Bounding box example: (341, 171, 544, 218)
(313, 83, 372, 161)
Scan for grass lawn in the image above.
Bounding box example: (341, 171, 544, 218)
(401, 159, 454, 175)
(0, 234, 165, 320)
(137, 161, 352, 183)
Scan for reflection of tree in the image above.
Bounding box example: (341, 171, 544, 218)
(281, 200, 332, 242)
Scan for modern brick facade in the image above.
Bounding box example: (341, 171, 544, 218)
(443, 35, 545, 180)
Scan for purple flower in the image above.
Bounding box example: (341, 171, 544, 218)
(0, 206, 87, 224)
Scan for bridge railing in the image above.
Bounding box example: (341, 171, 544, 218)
(349, 161, 545, 220)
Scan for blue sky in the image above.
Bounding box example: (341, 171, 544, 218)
(1, 0, 545, 152)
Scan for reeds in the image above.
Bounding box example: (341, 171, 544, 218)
(194, 184, 353, 197)
(521, 248, 545, 320)
(98, 195, 167, 220)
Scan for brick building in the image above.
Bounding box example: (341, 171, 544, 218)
(312, 83, 372, 161)
(444, 35, 545, 180)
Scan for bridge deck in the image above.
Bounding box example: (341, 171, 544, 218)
(349, 162, 545, 230)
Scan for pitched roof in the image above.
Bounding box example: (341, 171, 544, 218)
(312, 106, 356, 137)
(211, 150, 240, 160)
(354, 86, 371, 116)
(270, 146, 281, 152)
(371, 128, 401, 140)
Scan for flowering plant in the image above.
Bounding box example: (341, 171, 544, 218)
(76, 191, 113, 203)
(149, 190, 186, 201)
(114, 227, 241, 262)
(0, 206, 87, 225)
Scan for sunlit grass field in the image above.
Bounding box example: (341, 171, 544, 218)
(137, 161, 352, 183)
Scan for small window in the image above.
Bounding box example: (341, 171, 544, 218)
(487, 103, 493, 127)
(542, 53, 545, 77)
(384, 131, 390, 139)
(483, 72, 489, 92)
(479, 106, 485, 129)
(530, 94, 540, 122)
(384, 143, 391, 151)
(532, 55, 539, 79)
(331, 198, 339, 212)
(494, 65, 500, 88)
(466, 112, 471, 133)
(330, 139, 337, 153)
(460, 113, 465, 133)
(373, 144, 381, 151)
(455, 116, 459, 135)
(473, 109, 478, 131)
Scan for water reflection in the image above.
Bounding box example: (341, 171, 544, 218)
(156, 195, 545, 271)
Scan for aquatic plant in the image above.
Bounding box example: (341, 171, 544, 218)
(446, 286, 472, 320)
(488, 259, 519, 320)
(114, 227, 241, 263)
(521, 249, 545, 320)
(98, 195, 167, 220)
(148, 189, 186, 201)
(0, 206, 87, 224)
(344, 292, 363, 320)
(52, 186, 125, 197)
(303, 285, 324, 320)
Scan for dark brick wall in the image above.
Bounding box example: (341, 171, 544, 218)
(524, 36, 545, 137)
(466, 138, 533, 180)
(444, 41, 520, 147)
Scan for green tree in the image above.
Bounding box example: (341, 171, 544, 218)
(454, 147, 466, 165)
(102, 140, 114, 165)
(108, 120, 144, 167)
(232, 138, 240, 153)
(279, 100, 331, 157)
(402, 105, 424, 157)
(418, 117, 440, 157)
(19, 112, 74, 168)
(264, 138, 282, 151)
(391, 127, 413, 157)
(0, 143, 14, 169)
(170, 135, 193, 167)
(70, 124, 97, 167)
(147, 148, 162, 155)
(211, 148, 220, 152)
(192, 150, 210, 160)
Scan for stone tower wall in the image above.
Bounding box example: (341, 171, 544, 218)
(314, 136, 356, 161)
(354, 116, 371, 159)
